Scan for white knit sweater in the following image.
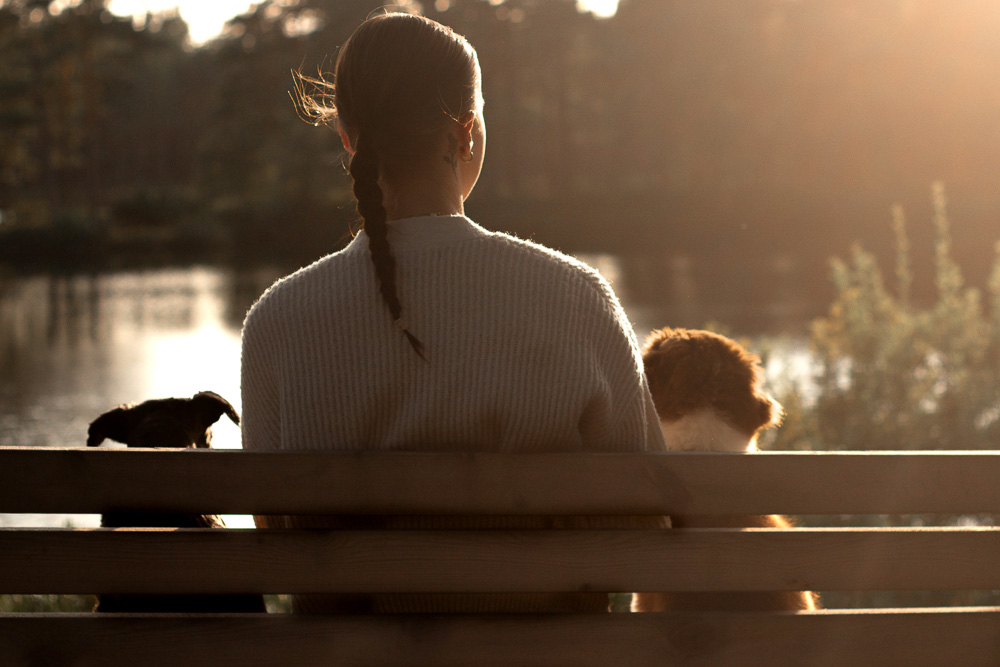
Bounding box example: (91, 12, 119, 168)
(240, 214, 665, 455)
(240, 214, 666, 613)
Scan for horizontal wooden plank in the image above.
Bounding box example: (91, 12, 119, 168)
(4, 527, 1000, 594)
(2, 609, 1000, 667)
(4, 447, 1000, 515)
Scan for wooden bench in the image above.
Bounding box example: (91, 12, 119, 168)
(1, 446, 999, 666)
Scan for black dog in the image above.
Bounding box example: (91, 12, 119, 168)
(87, 391, 266, 613)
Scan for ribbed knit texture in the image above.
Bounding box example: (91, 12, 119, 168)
(240, 214, 668, 612)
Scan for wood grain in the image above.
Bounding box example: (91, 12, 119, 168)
(3, 447, 1000, 515)
(4, 448, 1000, 664)
(2, 609, 1000, 667)
(4, 527, 1000, 594)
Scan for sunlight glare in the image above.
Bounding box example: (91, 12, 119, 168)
(107, 0, 255, 43)
(143, 323, 251, 528)
(108, 0, 620, 45)
(578, 0, 618, 18)
(143, 324, 243, 449)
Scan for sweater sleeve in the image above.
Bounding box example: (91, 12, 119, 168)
(240, 301, 281, 452)
(577, 271, 668, 453)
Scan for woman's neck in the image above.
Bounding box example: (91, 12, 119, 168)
(382, 156, 465, 222)
(384, 186, 464, 221)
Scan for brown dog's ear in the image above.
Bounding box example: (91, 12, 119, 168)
(759, 395, 784, 430)
(87, 405, 137, 447)
(190, 391, 240, 428)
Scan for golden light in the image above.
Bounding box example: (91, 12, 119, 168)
(107, 0, 255, 43)
(578, 0, 618, 18)
(106, 0, 620, 45)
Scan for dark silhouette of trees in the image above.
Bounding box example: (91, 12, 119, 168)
(3, 0, 1000, 293)
(0, 0, 200, 235)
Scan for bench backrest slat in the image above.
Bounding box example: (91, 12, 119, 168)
(5, 447, 1000, 666)
(5, 527, 1000, 594)
(4, 610, 1000, 667)
(3, 447, 1000, 515)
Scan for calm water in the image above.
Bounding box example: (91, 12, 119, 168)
(0, 255, 815, 527)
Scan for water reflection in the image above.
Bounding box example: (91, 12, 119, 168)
(0, 255, 814, 527)
(578, 251, 816, 340)
(0, 266, 284, 527)
(0, 267, 278, 451)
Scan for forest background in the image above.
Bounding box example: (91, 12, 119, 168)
(5, 0, 1000, 281)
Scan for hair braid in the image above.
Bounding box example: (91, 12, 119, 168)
(349, 138, 425, 359)
(297, 13, 481, 360)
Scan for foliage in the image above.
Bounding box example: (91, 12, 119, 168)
(0, 0, 197, 233)
(0, 594, 95, 612)
(758, 192, 1000, 607)
(9, 1, 1000, 271)
(771, 183, 1000, 451)
(0, 594, 292, 613)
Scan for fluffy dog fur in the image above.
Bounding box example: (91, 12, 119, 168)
(633, 328, 818, 612)
(87, 391, 265, 613)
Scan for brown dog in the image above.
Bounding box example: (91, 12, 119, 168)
(633, 328, 818, 612)
(87, 391, 265, 613)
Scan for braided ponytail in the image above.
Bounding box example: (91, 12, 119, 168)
(296, 13, 481, 360)
(349, 138, 425, 359)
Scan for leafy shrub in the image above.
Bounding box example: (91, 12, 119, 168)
(772, 183, 1000, 451)
(0, 594, 95, 612)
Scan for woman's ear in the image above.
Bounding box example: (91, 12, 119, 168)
(458, 112, 476, 158)
(338, 122, 356, 155)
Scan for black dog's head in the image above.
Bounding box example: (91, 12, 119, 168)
(87, 391, 240, 449)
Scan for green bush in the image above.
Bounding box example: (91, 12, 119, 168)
(772, 183, 1000, 451)
(0, 594, 95, 612)
(760, 189, 1000, 606)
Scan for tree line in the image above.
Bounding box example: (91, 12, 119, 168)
(2, 0, 1000, 299)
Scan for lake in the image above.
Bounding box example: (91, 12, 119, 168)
(0, 253, 818, 527)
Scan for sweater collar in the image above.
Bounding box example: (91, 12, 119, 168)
(344, 215, 490, 255)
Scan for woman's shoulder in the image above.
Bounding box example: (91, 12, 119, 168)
(482, 231, 635, 334)
(243, 239, 365, 325)
(477, 230, 611, 294)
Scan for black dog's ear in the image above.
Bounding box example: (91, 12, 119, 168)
(87, 405, 137, 447)
(190, 392, 240, 428)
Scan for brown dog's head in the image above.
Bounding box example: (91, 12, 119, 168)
(642, 328, 782, 442)
(87, 391, 240, 449)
